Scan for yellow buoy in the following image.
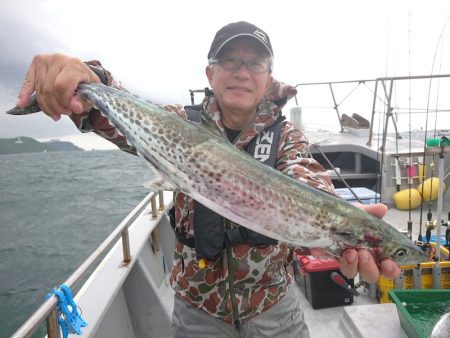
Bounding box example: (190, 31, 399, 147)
(418, 177, 446, 202)
(393, 188, 422, 210)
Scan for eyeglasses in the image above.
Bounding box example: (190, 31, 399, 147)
(209, 57, 272, 74)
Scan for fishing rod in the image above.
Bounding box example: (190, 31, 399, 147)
(310, 144, 363, 204)
(426, 137, 449, 288)
(424, 27, 448, 246)
(406, 11, 414, 240)
(418, 17, 450, 243)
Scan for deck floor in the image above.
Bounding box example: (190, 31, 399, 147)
(302, 195, 450, 337)
(156, 196, 450, 337)
(297, 283, 379, 338)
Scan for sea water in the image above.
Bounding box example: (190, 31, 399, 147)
(0, 150, 153, 337)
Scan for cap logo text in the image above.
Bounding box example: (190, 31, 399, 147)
(253, 30, 267, 43)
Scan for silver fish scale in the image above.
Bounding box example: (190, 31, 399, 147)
(75, 83, 427, 265)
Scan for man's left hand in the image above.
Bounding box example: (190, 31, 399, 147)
(339, 203, 400, 283)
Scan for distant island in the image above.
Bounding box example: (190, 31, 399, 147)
(0, 137, 84, 155)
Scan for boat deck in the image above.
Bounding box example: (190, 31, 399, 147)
(69, 193, 450, 338)
(305, 128, 426, 157)
(303, 197, 450, 337)
(155, 264, 403, 337)
(154, 197, 450, 338)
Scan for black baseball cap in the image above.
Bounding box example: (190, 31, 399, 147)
(207, 21, 274, 60)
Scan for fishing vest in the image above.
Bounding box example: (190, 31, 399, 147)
(169, 104, 284, 260)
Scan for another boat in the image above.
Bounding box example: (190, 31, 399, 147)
(10, 74, 450, 338)
(292, 74, 450, 208)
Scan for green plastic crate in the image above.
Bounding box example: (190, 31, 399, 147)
(389, 289, 450, 338)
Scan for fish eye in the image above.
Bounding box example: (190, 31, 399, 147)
(394, 248, 408, 258)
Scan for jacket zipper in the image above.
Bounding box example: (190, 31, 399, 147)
(225, 219, 241, 332)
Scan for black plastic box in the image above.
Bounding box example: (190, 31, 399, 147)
(294, 254, 354, 309)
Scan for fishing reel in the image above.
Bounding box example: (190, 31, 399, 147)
(416, 213, 450, 261)
(413, 240, 434, 261)
(425, 211, 437, 232)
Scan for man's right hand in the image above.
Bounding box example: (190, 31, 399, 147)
(15, 53, 101, 121)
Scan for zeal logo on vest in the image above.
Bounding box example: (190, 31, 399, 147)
(254, 130, 274, 162)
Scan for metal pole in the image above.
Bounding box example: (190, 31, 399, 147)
(294, 73, 450, 88)
(413, 267, 422, 288)
(151, 229, 161, 253)
(151, 196, 158, 218)
(159, 190, 165, 210)
(367, 79, 379, 147)
(121, 228, 132, 265)
(46, 309, 61, 338)
(435, 147, 445, 261)
(395, 270, 404, 289)
(328, 83, 344, 132)
(380, 79, 394, 153)
(432, 146, 445, 288)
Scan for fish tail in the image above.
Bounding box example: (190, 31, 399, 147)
(6, 94, 40, 115)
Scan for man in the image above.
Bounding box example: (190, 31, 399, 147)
(16, 21, 400, 337)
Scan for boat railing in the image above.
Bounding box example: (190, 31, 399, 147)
(11, 190, 165, 338)
(293, 73, 450, 149)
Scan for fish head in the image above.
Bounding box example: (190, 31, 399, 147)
(377, 237, 428, 266)
(346, 209, 429, 266)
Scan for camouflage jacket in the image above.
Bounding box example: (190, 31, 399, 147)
(71, 62, 335, 324)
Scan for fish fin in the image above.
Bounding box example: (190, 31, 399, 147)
(143, 175, 176, 191)
(136, 151, 176, 191)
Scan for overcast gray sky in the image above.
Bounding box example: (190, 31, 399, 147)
(1, 0, 450, 149)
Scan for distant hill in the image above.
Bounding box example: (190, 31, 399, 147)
(44, 139, 84, 152)
(0, 137, 84, 155)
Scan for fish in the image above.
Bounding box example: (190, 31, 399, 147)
(431, 311, 450, 338)
(8, 83, 428, 265)
(7, 93, 40, 115)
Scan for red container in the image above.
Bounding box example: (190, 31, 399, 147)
(294, 254, 354, 309)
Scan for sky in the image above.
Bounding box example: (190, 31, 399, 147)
(1, 0, 450, 150)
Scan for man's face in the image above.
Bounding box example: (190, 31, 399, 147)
(206, 38, 273, 117)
